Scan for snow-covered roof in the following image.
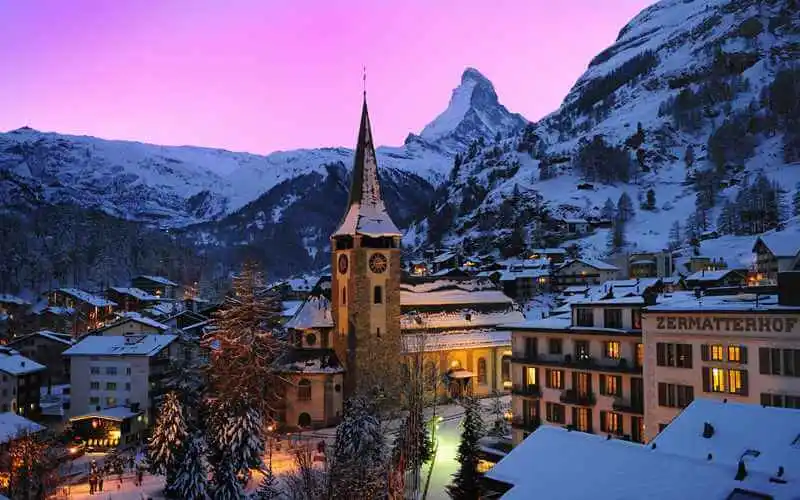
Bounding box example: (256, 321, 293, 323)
(400, 277, 497, 293)
(646, 292, 800, 313)
(630, 259, 656, 265)
(0, 348, 46, 376)
(401, 289, 514, 307)
(70, 406, 142, 422)
(286, 295, 334, 330)
(20, 330, 74, 346)
(0, 412, 45, 444)
(108, 287, 160, 301)
(651, 399, 800, 484)
(562, 218, 588, 224)
(403, 329, 511, 353)
(755, 233, 800, 259)
(56, 288, 116, 307)
(433, 252, 457, 263)
(499, 268, 549, 281)
(486, 423, 796, 500)
(686, 269, 744, 282)
(332, 97, 401, 237)
(135, 275, 179, 287)
(401, 309, 524, 331)
(529, 248, 567, 255)
(571, 296, 645, 306)
(562, 285, 590, 293)
(64, 334, 177, 357)
(0, 294, 30, 306)
(110, 311, 171, 331)
(281, 300, 304, 318)
(274, 348, 343, 374)
(501, 315, 573, 331)
(42, 306, 75, 316)
(558, 258, 619, 272)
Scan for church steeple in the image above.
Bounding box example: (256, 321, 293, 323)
(332, 95, 400, 237)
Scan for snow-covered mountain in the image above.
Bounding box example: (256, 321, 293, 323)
(414, 0, 800, 268)
(416, 67, 526, 151)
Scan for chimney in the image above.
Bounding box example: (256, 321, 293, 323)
(778, 271, 800, 307)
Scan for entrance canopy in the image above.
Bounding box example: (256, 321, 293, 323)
(447, 369, 475, 379)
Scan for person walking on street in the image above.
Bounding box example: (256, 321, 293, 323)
(99, 473, 104, 492)
(89, 474, 96, 495)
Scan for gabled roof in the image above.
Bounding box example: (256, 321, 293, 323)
(0, 348, 46, 375)
(107, 287, 160, 301)
(0, 294, 30, 306)
(134, 275, 179, 287)
(99, 311, 171, 332)
(0, 412, 45, 444)
(754, 233, 800, 259)
(274, 348, 343, 374)
(55, 288, 116, 307)
(686, 269, 746, 283)
(64, 334, 177, 357)
(70, 406, 142, 422)
(332, 96, 400, 237)
(8, 330, 74, 347)
(558, 258, 619, 272)
(286, 295, 334, 330)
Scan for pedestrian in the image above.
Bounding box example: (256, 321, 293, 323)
(99, 474, 104, 492)
(89, 474, 96, 495)
(137, 468, 144, 487)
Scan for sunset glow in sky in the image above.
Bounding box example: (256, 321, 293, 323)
(0, 0, 653, 154)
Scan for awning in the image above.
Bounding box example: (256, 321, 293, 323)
(447, 369, 475, 379)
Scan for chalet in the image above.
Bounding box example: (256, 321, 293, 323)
(7, 331, 73, 386)
(267, 276, 318, 302)
(752, 234, 800, 283)
(131, 275, 179, 300)
(0, 295, 30, 340)
(554, 259, 620, 288)
(684, 268, 747, 290)
(69, 405, 147, 450)
(277, 295, 343, 429)
(48, 288, 116, 334)
(163, 309, 208, 330)
(628, 251, 673, 279)
(528, 248, 567, 265)
(561, 218, 590, 236)
(686, 256, 713, 274)
(0, 347, 45, 418)
(105, 287, 160, 312)
(96, 312, 171, 336)
(432, 252, 460, 273)
(0, 412, 45, 452)
(499, 265, 550, 302)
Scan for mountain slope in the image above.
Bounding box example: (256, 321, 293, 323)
(415, 0, 800, 267)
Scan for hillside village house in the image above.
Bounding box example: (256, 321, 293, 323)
(105, 287, 161, 312)
(628, 251, 674, 279)
(97, 312, 172, 336)
(684, 268, 748, 290)
(753, 234, 800, 283)
(561, 218, 590, 236)
(528, 248, 567, 265)
(642, 273, 800, 441)
(0, 295, 30, 339)
(0, 347, 45, 419)
(47, 288, 116, 334)
(553, 258, 620, 288)
(7, 331, 73, 387)
(131, 275, 179, 300)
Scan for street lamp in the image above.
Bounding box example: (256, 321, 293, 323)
(266, 424, 275, 472)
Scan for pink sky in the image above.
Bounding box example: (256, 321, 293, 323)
(0, 0, 653, 154)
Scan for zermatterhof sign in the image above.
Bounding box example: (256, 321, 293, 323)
(654, 315, 799, 334)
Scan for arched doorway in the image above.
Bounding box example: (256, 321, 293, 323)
(298, 412, 312, 428)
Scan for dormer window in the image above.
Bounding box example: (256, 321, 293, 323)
(576, 308, 593, 327)
(604, 309, 623, 329)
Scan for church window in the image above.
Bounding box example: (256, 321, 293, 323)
(298, 379, 311, 401)
(342, 287, 346, 305)
(374, 286, 383, 304)
(477, 358, 487, 385)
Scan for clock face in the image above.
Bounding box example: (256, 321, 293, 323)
(338, 254, 349, 274)
(369, 253, 388, 274)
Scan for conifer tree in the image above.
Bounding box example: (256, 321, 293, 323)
(668, 221, 683, 251)
(148, 392, 188, 488)
(616, 192, 635, 222)
(206, 398, 264, 479)
(447, 396, 484, 500)
(793, 184, 800, 217)
(645, 189, 656, 210)
(206, 260, 285, 415)
(252, 467, 280, 500)
(607, 220, 626, 255)
(601, 198, 616, 221)
(210, 456, 245, 500)
(329, 396, 388, 499)
(172, 434, 209, 500)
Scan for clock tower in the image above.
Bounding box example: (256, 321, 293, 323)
(331, 94, 402, 399)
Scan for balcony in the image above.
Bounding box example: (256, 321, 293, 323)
(511, 384, 541, 398)
(513, 353, 642, 375)
(511, 416, 540, 432)
(511, 351, 539, 364)
(612, 398, 644, 415)
(560, 389, 596, 407)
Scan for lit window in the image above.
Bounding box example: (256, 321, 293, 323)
(711, 368, 726, 392)
(604, 375, 620, 396)
(478, 358, 487, 385)
(711, 345, 724, 361)
(604, 411, 622, 434)
(525, 367, 537, 386)
(106, 382, 117, 391)
(728, 369, 745, 395)
(604, 341, 621, 360)
(576, 408, 591, 432)
(728, 345, 741, 363)
(547, 369, 563, 389)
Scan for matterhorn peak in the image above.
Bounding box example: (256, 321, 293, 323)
(419, 67, 526, 149)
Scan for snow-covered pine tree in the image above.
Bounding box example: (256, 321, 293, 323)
(206, 398, 265, 479)
(616, 193, 635, 222)
(716, 199, 736, 235)
(172, 434, 209, 500)
(252, 466, 280, 500)
(601, 198, 616, 221)
(486, 390, 510, 438)
(607, 220, 626, 255)
(164, 355, 205, 430)
(148, 392, 188, 486)
(685, 214, 701, 256)
(206, 260, 285, 414)
(329, 396, 388, 498)
(210, 456, 245, 500)
(668, 221, 682, 251)
(793, 184, 800, 217)
(447, 395, 485, 500)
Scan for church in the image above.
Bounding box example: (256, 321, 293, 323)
(276, 95, 523, 429)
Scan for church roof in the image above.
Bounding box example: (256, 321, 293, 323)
(332, 96, 401, 238)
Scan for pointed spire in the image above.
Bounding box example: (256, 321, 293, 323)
(332, 93, 400, 237)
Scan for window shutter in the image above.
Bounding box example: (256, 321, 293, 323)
(759, 348, 769, 374)
(599, 374, 607, 396)
(657, 343, 665, 366)
(740, 370, 749, 397)
(701, 344, 709, 362)
(599, 410, 606, 432)
(615, 376, 623, 397)
(687, 386, 695, 405)
(571, 406, 577, 427)
(658, 382, 667, 406)
(760, 392, 770, 406)
(685, 345, 693, 368)
(741, 346, 748, 364)
(794, 349, 800, 377)
(702, 367, 711, 393)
